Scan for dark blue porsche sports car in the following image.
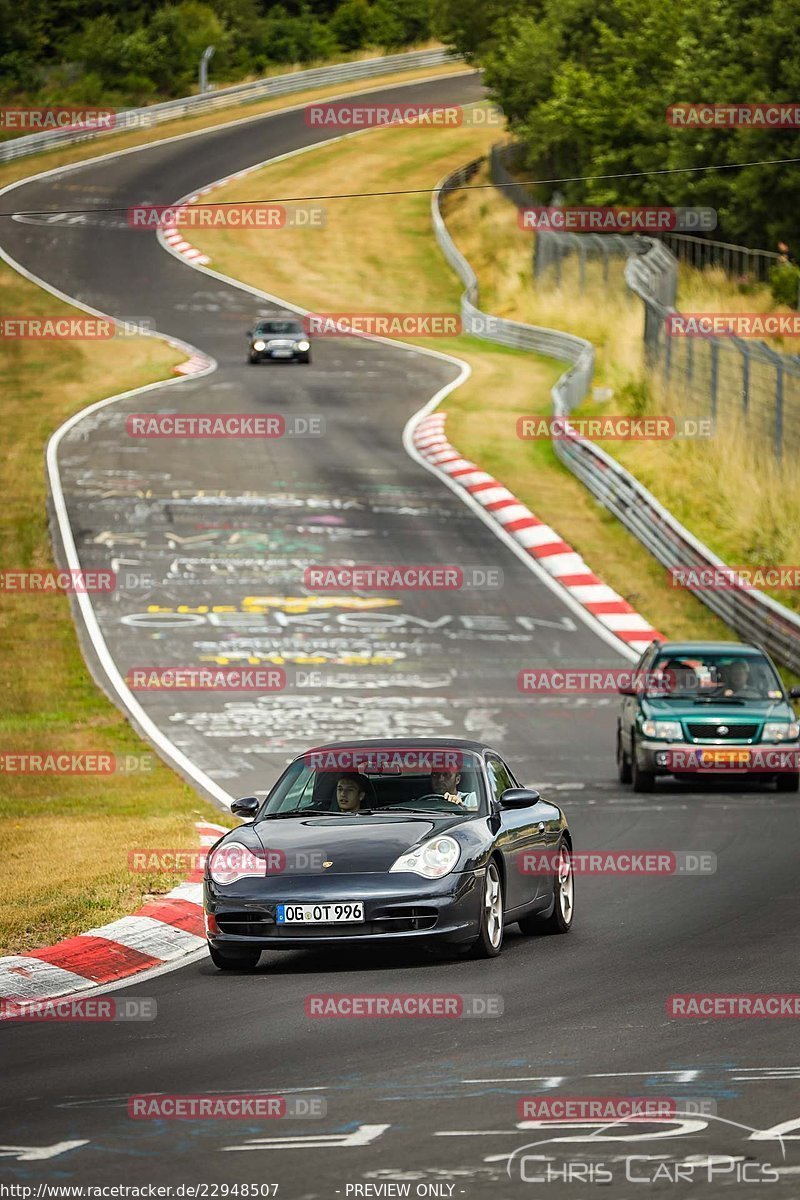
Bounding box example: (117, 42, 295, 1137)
(204, 738, 574, 968)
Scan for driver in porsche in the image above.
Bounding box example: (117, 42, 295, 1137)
(430, 767, 479, 810)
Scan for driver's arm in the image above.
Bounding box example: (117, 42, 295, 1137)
(444, 790, 478, 809)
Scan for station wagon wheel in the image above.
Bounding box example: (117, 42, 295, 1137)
(617, 728, 632, 784)
(632, 736, 655, 793)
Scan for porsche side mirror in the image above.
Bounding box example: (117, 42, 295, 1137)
(499, 787, 540, 808)
(231, 795, 260, 819)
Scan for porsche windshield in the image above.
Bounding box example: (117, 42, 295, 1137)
(259, 748, 486, 818)
(647, 652, 784, 702)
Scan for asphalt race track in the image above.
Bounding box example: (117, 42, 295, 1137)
(2, 72, 800, 1196)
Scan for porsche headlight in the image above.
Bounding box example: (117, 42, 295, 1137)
(389, 835, 460, 879)
(763, 721, 800, 742)
(208, 841, 265, 885)
(296, 339, 310, 352)
(641, 719, 682, 740)
(252, 339, 266, 351)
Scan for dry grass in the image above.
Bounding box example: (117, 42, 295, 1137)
(187, 119, 732, 643)
(443, 170, 645, 390)
(445, 166, 800, 622)
(187, 111, 499, 312)
(0, 264, 236, 956)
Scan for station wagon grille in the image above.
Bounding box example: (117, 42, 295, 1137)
(687, 723, 759, 741)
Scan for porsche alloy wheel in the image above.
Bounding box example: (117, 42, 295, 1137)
(519, 842, 574, 935)
(470, 859, 504, 958)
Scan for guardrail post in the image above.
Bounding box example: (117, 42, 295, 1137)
(774, 365, 784, 460)
(741, 347, 750, 413)
(710, 340, 719, 420)
(664, 317, 672, 383)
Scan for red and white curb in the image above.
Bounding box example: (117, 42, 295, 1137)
(413, 412, 665, 655)
(160, 171, 253, 270)
(172, 348, 213, 376)
(0, 821, 227, 1008)
(159, 192, 217, 376)
(161, 224, 210, 265)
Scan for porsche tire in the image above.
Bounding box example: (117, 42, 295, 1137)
(208, 943, 261, 971)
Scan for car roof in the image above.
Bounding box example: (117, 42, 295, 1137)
(654, 641, 765, 657)
(300, 737, 493, 756)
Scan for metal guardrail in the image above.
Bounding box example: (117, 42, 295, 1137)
(0, 48, 460, 163)
(432, 158, 800, 673)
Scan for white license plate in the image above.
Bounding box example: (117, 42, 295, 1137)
(276, 902, 364, 924)
(271, 348, 293, 358)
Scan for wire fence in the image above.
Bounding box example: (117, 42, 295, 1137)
(435, 153, 800, 672)
(660, 233, 781, 283)
(490, 141, 800, 461)
(0, 48, 461, 163)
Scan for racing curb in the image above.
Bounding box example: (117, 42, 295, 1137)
(413, 411, 665, 655)
(0, 821, 226, 1010)
(159, 172, 240, 268)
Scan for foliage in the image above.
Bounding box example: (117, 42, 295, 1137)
(0, 0, 436, 109)
(769, 262, 800, 309)
(445, 0, 800, 249)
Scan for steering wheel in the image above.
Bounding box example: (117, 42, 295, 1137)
(404, 793, 463, 807)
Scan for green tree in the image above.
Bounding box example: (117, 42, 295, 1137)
(329, 0, 373, 49)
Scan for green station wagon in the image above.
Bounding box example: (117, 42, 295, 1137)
(616, 641, 800, 793)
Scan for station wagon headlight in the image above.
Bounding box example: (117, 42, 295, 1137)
(208, 841, 265, 885)
(389, 835, 460, 879)
(296, 340, 310, 351)
(763, 721, 800, 742)
(253, 339, 266, 351)
(641, 719, 682, 741)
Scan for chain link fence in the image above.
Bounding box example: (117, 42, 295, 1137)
(625, 252, 800, 460)
(490, 141, 800, 461)
(660, 233, 781, 282)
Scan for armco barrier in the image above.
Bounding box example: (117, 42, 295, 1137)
(432, 159, 800, 673)
(0, 48, 460, 163)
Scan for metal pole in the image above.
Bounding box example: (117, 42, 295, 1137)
(199, 45, 215, 95)
(664, 312, 672, 383)
(710, 340, 719, 420)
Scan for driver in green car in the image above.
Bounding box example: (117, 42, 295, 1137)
(430, 767, 479, 810)
(715, 659, 757, 698)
